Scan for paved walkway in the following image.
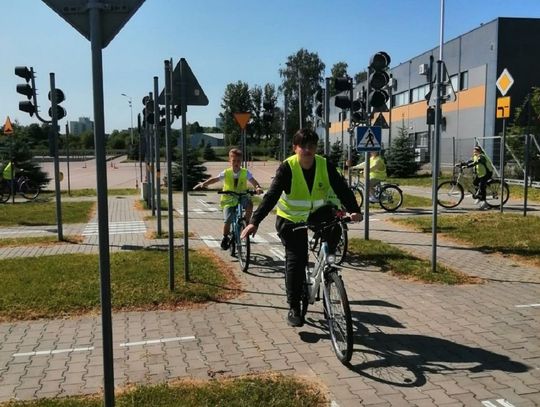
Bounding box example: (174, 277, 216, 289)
(0, 193, 538, 406)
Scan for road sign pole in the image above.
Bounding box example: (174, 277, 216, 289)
(500, 119, 506, 213)
(180, 60, 190, 282)
(363, 151, 370, 240)
(153, 77, 162, 235)
(164, 59, 175, 291)
(49, 73, 63, 241)
(89, 3, 115, 406)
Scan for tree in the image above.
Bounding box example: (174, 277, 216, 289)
(261, 83, 281, 141)
(219, 81, 252, 146)
(385, 123, 420, 177)
(354, 70, 368, 85)
(330, 62, 348, 96)
(329, 140, 344, 167)
(171, 146, 209, 190)
(202, 142, 217, 161)
(279, 48, 325, 137)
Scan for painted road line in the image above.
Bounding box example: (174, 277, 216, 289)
(201, 235, 220, 248)
(14, 346, 94, 357)
(119, 336, 195, 348)
(270, 248, 285, 261)
(197, 199, 218, 212)
(193, 208, 204, 214)
(515, 303, 540, 308)
(251, 235, 268, 244)
(481, 400, 515, 407)
(0, 230, 49, 235)
(83, 221, 146, 236)
(268, 232, 281, 242)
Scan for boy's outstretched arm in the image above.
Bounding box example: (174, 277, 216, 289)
(194, 175, 220, 190)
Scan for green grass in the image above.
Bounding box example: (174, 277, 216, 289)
(392, 213, 540, 267)
(0, 249, 236, 321)
(0, 374, 326, 407)
(348, 238, 478, 284)
(508, 184, 540, 202)
(402, 193, 433, 208)
(0, 235, 82, 247)
(42, 188, 138, 197)
(0, 201, 94, 226)
(388, 174, 451, 187)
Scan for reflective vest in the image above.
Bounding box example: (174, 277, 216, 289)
(473, 153, 493, 178)
(370, 156, 387, 181)
(220, 168, 248, 208)
(2, 162, 13, 180)
(276, 154, 331, 223)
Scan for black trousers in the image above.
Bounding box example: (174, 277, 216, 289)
(275, 216, 340, 306)
(473, 174, 490, 200)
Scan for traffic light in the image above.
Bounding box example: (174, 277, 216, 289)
(48, 89, 66, 120)
(262, 99, 274, 122)
(158, 107, 166, 127)
(15, 66, 36, 116)
(368, 51, 391, 111)
(142, 96, 155, 125)
(334, 76, 353, 109)
(313, 87, 324, 119)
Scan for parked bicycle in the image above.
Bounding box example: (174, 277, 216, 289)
(217, 190, 254, 273)
(0, 173, 40, 203)
(296, 213, 354, 364)
(350, 173, 403, 212)
(437, 165, 509, 209)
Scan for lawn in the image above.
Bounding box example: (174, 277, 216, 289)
(0, 201, 95, 226)
(1, 374, 326, 407)
(392, 212, 540, 268)
(0, 248, 239, 321)
(348, 238, 479, 284)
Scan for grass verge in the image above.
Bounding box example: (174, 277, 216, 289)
(0, 374, 326, 407)
(391, 212, 540, 268)
(0, 201, 95, 226)
(0, 235, 83, 247)
(348, 238, 480, 284)
(0, 248, 240, 321)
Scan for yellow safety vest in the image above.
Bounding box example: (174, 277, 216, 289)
(370, 156, 387, 181)
(276, 154, 331, 223)
(220, 168, 248, 208)
(473, 153, 493, 178)
(2, 162, 13, 180)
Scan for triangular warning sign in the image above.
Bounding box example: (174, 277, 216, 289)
(373, 113, 389, 129)
(3, 116, 13, 135)
(234, 112, 251, 130)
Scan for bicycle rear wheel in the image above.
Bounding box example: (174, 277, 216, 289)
(237, 219, 250, 272)
(334, 223, 348, 265)
(485, 179, 510, 208)
(379, 185, 403, 212)
(0, 181, 10, 203)
(323, 270, 353, 364)
(352, 187, 364, 208)
(437, 181, 464, 208)
(20, 180, 40, 200)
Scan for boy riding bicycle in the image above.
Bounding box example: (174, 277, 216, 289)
(194, 148, 263, 249)
(458, 145, 493, 210)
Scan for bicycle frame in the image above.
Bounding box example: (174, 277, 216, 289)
(306, 240, 331, 304)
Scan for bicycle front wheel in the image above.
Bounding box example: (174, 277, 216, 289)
(379, 185, 403, 212)
(334, 224, 348, 265)
(20, 180, 40, 200)
(437, 181, 464, 208)
(323, 270, 353, 364)
(352, 187, 364, 208)
(237, 219, 250, 272)
(0, 181, 10, 203)
(485, 179, 510, 208)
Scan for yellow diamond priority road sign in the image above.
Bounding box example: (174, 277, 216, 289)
(496, 68, 514, 96)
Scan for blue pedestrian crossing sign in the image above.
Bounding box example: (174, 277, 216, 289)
(356, 126, 382, 152)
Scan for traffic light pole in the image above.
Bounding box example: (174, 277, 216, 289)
(153, 77, 162, 235)
(164, 59, 175, 291)
(49, 73, 63, 241)
(180, 61, 190, 282)
(324, 77, 330, 156)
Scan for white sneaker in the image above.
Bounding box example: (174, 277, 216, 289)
(478, 201, 490, 210)
(474, 198, 481, 205)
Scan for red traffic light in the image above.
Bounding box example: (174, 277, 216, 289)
(19, 101, 36, 116)
(369, 52, 391, 71)
(15, 66, 33, 82)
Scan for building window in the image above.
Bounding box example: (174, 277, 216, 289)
(415, 131, 429, 148)
(446, 74, 459, 96)
(460, 71, 469, 90)
(410, 84, 430, 103)
(393, 91, 409, 107)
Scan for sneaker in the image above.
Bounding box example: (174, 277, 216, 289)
(368, 196, 378, 204)
(478, 201, 490, 211)
(287, 306, 303, 327)
(220, 235, 230, 250)
(474, 198, 481, 205)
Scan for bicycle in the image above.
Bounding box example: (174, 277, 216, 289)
(0, 173, 41, 203)
(296, 213, 354, 364)
(309, 209, 348, 265)
(350, 173, 403, 212)
(217, 190, 254, 273)
(437, 165, 509, 209)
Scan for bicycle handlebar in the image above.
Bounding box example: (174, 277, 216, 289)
(217, 190, 256, 197)
(292, 215, 351, 233)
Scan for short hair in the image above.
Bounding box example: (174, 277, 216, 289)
(228, 148, 242, 158)
(292, 128, 319, 147)
(474, 146, 482, 152)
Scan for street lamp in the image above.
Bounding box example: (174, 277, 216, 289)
(121, 93, 134, 144)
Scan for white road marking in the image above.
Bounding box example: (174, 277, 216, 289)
(0, 230, 49, 235)
(197, 199, 218, 212)
(14, 346, 94, 357)
(515, 303, 540, 308)
(193, 208, 204, 214)
(270, 248, 285, 261)
(201, 235, 220, 248)
(481, 400, 516, 407)
(83, 221, 146, 236)
(330, 401, 340, 407)
(119, 336, 195, 348)
(251, 235, 268, 244)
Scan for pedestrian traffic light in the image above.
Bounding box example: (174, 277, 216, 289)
(48, 89, 66, 120)
(15, 66, 36, 117)
(262, 99, 274, 122)
(368, 52, 391, 111)
(313, 87, 324, 119)
(334, 76, 353, 109)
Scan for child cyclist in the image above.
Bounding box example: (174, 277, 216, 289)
(194, 148, 263, 249)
